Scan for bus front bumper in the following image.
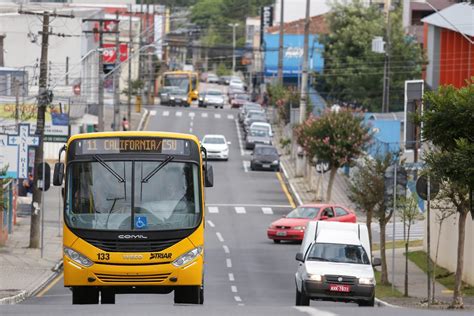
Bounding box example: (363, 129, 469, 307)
(63, 255, 203, 288)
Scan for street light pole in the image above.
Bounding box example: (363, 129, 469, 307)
(228, 23, 239, 74)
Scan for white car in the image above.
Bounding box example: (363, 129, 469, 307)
(295, 221, 380, 307)
(201, 135, 230, 161)
(249, 122, 272, 137)
(229, 79, 245, 91)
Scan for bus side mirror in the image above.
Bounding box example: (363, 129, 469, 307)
(205, 165, 214, 187)
(53, 162, 65, 186)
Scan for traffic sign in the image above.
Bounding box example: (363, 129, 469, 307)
(315, 160, 330, 174)
(416, 175, 440, 201)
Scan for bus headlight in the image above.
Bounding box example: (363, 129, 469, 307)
(64, 247, 93, 267)
(172, 246, 203, 267)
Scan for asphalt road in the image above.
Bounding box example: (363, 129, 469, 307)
(7, 84, 471, 316)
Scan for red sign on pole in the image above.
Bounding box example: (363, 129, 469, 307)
(102, 43, 129, 64)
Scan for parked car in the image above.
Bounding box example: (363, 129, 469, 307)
(249, 122, 272, 137)
(239, 103, 262, 123)
(201, 134, 230, 160)
(228, 86, 245, 100)
(229, 79, 245, 91)
(169, 87, 190, 107)
(294, 222, 380, 307)
(207, 73, 220, 84)
(250, 144, 280, 171)
(267, 204, 357, 243)
(245, 127, 272, 149)
(231, 93, 250, 108)
(243, 111, 267, 135)
(199, 89, 225, 108)
(219, 76, 232, 85)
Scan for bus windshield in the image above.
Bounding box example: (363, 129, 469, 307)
(164, 74, 189, 91)
(66, 160, 200, 231)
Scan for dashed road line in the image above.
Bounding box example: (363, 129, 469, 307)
(208, 206, 219, 214)
(231, 285, 238, 293)
(163, 111, 169, 116)
(223, 245, 230, 254)
(149, 110, 157, 116)
(189, 128, 193, 133)
(234, 119, 245, 156)
(216, 232, 224, 242)
(189, 112, 195, 118)
(227, 114, 234, 120)
(234, 207, 246, 214)
(228, 273, 235, 281)
(207, 220, 215, 228)
(226, 258, 232, 268)
(176, 111, 182, 117)
(190, 121, 194, 127)
(242, 161, 250, 173)
(262, 207, 273, 215)
(234, 296, 242, 302)
(214, 113, 221, 119)
(202, 113, 208, 118)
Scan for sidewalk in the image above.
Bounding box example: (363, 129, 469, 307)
(272, 121, 473, 308)
(0, 105, 147, 304)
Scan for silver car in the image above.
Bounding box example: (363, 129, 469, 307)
(200, 90, 225, 108)
(245, 127, 272, 149)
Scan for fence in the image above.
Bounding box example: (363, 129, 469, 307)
(0, 179, 16, 246)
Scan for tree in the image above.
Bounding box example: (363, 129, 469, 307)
(421, 80, 474, 308)
(191, 0, 224, 31)
(317, 1, 424, 111)
(295, 108, 371, 202)
(399, 192, 423, 297)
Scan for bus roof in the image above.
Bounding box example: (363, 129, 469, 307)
(67, 131, 200, 147)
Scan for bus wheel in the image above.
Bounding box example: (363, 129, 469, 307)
(174, 286, 202, 304)
(72, 286, 99, 304)
(101, 289, 115, 304)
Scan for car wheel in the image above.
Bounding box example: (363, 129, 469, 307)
(250, 162, 255, 171)
(215, 106, 218, 109)
(273, 239, 281, 244)
(358, 296, 375, 307)
(174, 285, 202, 304)
(220, 106, 223, 109)
(101, 289, 115, 304)
(296, 288, 310, 306)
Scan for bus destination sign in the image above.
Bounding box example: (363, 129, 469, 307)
(75, 137, 190, 156)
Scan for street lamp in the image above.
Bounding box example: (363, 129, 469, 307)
(228, 23, 239, 74)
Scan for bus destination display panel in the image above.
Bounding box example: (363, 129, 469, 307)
(74, 138, 191, 156)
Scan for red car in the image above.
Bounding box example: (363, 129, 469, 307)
(267, 204, 357, 243)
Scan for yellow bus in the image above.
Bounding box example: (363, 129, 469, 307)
(53, 131, 213, 305)
(160, 71, 199, 104)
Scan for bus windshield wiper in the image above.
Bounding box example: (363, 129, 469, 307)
(93, 155, 125, 183)
(141, 156, 174, 183)
(307, 256, 329, 262)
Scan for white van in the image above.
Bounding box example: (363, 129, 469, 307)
(294, 221, 381, 307)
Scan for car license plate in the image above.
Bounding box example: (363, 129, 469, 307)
(262, 164, 271, 168)
(329, 284, 350, 292)
(276, 231, 287, 236)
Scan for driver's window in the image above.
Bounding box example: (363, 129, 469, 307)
(321, 207, 334, 218)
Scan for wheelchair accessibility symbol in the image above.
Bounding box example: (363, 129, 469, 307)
(135, 216, 147, 229)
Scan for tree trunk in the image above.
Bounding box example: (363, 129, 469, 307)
(451, 210, 468, 308)
(366, 208, 373, 258)
(380, 216, 389, 285)
(404, 223, 411, 297)
(325, 167, 337, 202)
(433, 220, 444, 302)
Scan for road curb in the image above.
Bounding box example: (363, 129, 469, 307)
(375, 297, 399, 308)
(279, 162, 303, 207)
(137, 109, 150, 131)
(0, 290, 27, 305)
(30, 259, 64, 298)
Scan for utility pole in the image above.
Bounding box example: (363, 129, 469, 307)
(382, 0, 392, 113)
(228, 23, 239, 74)
(113, 12, 121, 131)
(14, 78, 19, 127)
(128, 6, 133, 124)
(18, 10, 74, 249)
(299, 0, 310, 124)
(277, 0, 284, 84)
(83, 18, 119, 132)
(65, 56, 69, 85)
(0, 34, 5, 67)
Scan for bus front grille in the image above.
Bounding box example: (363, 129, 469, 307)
(95, 272, 171, 283)
(85, 238, 182, 253)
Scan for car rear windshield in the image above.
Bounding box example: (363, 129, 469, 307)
(203, 137, 225, 144)
(307, 243, 370, 265)
(286, 207, 320, 219)
(254, 147, 277, 156)
(207, 91, 222, 95)
(250, 129, 269, 137)
(236, 94, 250, 100)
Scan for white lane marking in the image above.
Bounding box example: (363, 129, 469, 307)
(235, 207, 246, 214)
(234, 296, 242, 302)
(234, 119, 245, 156)
(262, 207, 273, 215)
(243, 161, 249, 173)
(207, 220, 215, 228)
(226, 258, 232, 268)
(150, 110, 157, 116)
(163, 111, 169, 117)
(207, 203, 292, 208)
(189, 112, 195, 118)
(202, 113, 208, 118)
(228, 273, 235, 281)
(280, 164, 303, 206)
(238, 303, 245, 306)
(214, 113, 221, 119)
(190, 121, 194, 127)
(208, 206, 219, 214)
(176, 111, 182, 117)
(189, 128, 193, 133)
(231, 285, 238, 293)
(293, 307, 337, 316)
(244, 150, 253, 156)
(216, 232, 224, 242)
(227, 114, 234, 120)
(223, 245, 230, 254)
